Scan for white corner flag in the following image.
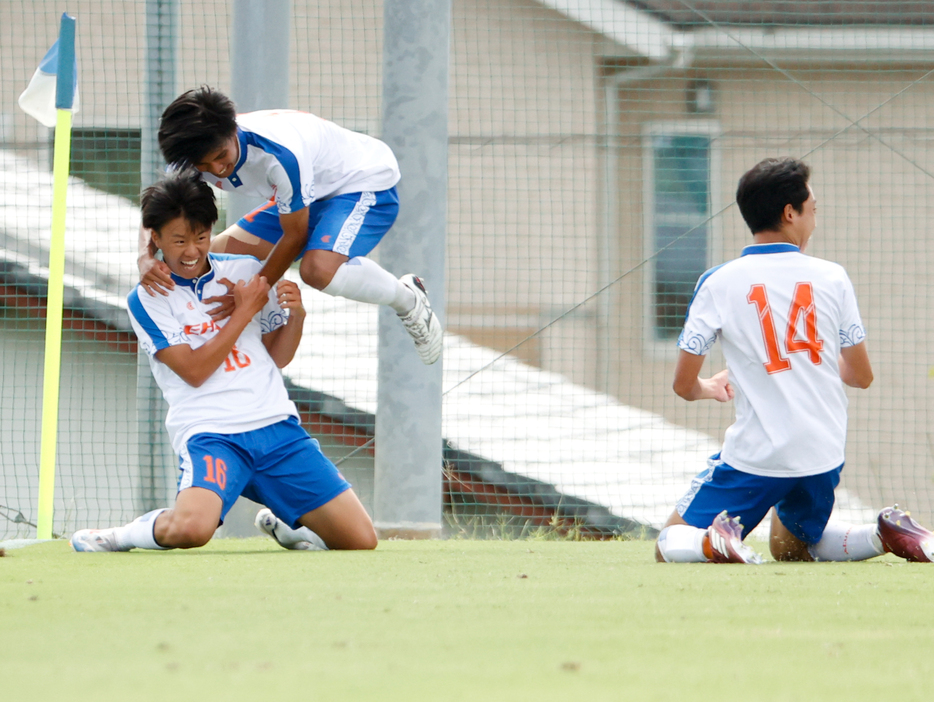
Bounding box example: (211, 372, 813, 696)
(18, 33, 80, 128)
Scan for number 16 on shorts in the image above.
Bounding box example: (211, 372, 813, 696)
(203, 455, 228, 490)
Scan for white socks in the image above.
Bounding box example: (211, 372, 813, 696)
(808, 522, 884, 562)
(659, 521, 886, 563)
(657, 524, 709, 563)
(114, 508, 169, 550)
(270, 521, 329, 551)
(321, 257, 415, 314)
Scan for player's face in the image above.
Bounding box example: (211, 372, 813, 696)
(797, 185, 817, 250)
(195, 134, 239, 178)
(153, 217, 212, 279)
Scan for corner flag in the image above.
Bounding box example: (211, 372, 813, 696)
(18, 13, 78, 540)
(18, 19, 80, 127)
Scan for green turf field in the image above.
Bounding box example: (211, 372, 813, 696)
(2, 538, 932, 701)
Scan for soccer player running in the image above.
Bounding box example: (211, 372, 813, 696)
(655, 157, 934, 565)
(137, 86, 442, 365)
(72, 169, 376, 553)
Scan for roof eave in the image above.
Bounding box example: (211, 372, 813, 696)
(539, 1, 934, 65)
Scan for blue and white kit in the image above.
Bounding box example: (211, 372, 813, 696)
(127, 253, 297, 454)
(237, 187, 400, 260)
(675, 243, 867, 540)
(202, 109, 401, 215)
(127, 253, 350, 524)
(678, 243, 865, 477)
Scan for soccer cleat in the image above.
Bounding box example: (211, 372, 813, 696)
(877, 505, 934, 563)
(255, 508, 319, 551)
(398, 274, 443, 365)
(70, 528, 129, 553)
(706, 511, 763, 564)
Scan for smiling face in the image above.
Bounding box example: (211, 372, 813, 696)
(152, 217, 212, 279)
(194, 133, 239, 178)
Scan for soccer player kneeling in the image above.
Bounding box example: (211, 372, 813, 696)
(72, 169, 376, 553)
(656, 158, 934, 565)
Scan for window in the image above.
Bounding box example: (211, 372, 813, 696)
(643, 122, 720, 352)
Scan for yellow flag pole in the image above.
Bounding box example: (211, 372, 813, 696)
(36, 14, 77, 540)
(36, 108, 73, 540)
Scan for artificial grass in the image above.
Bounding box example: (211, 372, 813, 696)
(2, 538, 932, 701)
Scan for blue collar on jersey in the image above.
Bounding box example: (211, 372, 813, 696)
(169, 254, 218, 298)
(224, 127, 249, 187)
(741, 243, 800, 256)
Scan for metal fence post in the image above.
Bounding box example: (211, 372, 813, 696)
(375, 0, 450, 539)
(139, 0, 179, 511)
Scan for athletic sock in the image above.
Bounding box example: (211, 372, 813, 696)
(657, 524, 709, 563)
(114, 508, 170, 550)
(808, 522, 884, 561)
(321, 257, 415, 313)
(273, 521, 329, 551)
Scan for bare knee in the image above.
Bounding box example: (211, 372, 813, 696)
(333, 523, 378, 551)
(299, 251, 347, 291)
(768, 508, 813, 562)
(770, 542, 812, 562)
(299, 258, 334, 290)
(159, 513, 215, 549)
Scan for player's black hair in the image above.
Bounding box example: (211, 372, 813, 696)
(735, 158, 811, 234)
(140, 168, 218, 235)
(157, 86, 238, 167)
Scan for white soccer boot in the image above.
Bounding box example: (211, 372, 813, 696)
(254, 508, 327, 551)
(706, 511, 763, 564)
(71, 528, 130, 552)
(397, 274, 443, 365)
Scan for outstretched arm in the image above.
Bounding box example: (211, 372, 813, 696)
(672, 350, 734, 402)
(138, 224, 175, 296)
(154, 275, 270, 387)
(262, 279, 306, 368)
(257, 208, 310, 285)
(839, 342, 873, 389)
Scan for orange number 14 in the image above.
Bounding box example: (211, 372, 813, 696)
(747, 282, 823, 374)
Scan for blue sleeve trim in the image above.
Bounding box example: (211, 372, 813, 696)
(682, 261, 727, 324)
(243, 130, 307, 212)
(127, 287, 170, 351)
(839, 324, 867, 347)
(208, 252, 260, 264)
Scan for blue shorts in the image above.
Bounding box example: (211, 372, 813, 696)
(676, 453, 842, 544)
(237, 187, 399, 260)
(178, 416, 351, 529)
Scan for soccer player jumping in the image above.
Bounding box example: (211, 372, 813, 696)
(656, 157, 934, 564)
(137, 86, 442, 365)
(73, 169, 376, 553)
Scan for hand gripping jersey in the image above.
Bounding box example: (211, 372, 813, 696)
(678, 243, 866, 477)
(127, 253, 299, 454)
(205, 110, 401, 215)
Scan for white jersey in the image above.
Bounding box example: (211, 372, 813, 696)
(678, 243, 866, 477)
(127, 253, 299, 454)
(204, 110, 401, 215)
